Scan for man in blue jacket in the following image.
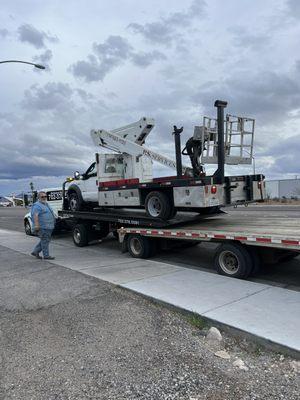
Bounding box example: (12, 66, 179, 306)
(31, 191, 56, 260)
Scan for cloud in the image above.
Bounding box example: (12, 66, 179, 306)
(128, 0, 206, 45)
(17, 24, 58, 49)
(192, 69, 300, 123)
(93, 35, 133, 60)
(0, 81, 100, 186)
(33, 49, 53, 69)
(69, 36, 132, 82)
(262, 134, 300, 175)
(0, 28, 9, 38)
(69, 35, 167, 82)
(229, 26, 270, 50)
(22, 82, 74, 111)
(286, 0, 300, 18)
(130, 50, 166, 67)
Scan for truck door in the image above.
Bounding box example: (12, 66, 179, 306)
(80, 162, 98, 202)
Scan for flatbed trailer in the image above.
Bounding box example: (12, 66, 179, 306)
(58, 208, 300, 279)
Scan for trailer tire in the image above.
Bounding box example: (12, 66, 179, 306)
(72, 224, 89, 247)
(145, 191, 173, 220)
(247, 246, 261, 276)
(127, 234, 153, 259)
(214, 243, 253, 279)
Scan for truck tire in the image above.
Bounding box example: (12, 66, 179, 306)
(69, 192, 82, 212)
(214, 242, 253, 279)
(127, 234, 153, 259)
(72, 224, 89, 247)
(145, 191, 173, 220)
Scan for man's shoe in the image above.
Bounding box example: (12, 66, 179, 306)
(44, 256, 55, 260)
(31, 252, 42, 259)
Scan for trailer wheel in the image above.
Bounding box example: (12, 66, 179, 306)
(145, 191, 173, 220)
(72, 224, 89, 247)
(127, 234, 153, 259)
(247, 246, 261, 276)
(247, 246, 262, 276)
(214, 243, 252, 279)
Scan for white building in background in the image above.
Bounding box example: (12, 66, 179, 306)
(265, 178, 300, 199)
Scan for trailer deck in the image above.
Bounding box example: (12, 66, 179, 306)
(59, 207, 299, 279)
(58, 208, 223, 229)
(119, 213, 300, 251)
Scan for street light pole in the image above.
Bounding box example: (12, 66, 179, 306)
(0, 60, 45, 69)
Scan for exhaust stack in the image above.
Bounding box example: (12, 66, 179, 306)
(214, 100, 227, 184)
(173, 125, 183, 178)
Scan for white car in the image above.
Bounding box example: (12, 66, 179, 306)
(24, 188, 65, 235)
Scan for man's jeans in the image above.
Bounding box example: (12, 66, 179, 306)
(33, 229, 53, 258)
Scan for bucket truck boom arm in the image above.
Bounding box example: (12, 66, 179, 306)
(90, 118, 191, 173)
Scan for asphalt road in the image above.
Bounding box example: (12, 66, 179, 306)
(1, 206, 299, 291)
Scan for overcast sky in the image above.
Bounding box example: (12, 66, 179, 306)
(1, 0, 300, 195)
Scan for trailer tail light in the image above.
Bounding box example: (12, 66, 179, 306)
(211, 185, 217, 194)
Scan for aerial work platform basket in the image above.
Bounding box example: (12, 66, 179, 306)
(199, 114, 255, 165)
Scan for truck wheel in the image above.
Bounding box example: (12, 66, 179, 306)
(72, 224, 89, 247)
(127, 234, 153, 259)
(145, 191, 173, 219)
(24, 220, 32, 236)
(214, 243, 253, 279)
(69, 192, 82, 212)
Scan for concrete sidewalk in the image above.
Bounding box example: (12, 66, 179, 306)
(0, 228, 299, 354)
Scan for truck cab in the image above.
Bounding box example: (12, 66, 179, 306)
(67, 153, 153, 212)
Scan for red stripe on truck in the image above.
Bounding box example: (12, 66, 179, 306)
(99, 178, 139, 188)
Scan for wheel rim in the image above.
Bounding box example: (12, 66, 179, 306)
(130, 238, 142, 256)
(147, 196, 162, 217)
(69, 196, 78, 211)
(219, 250, 240, 275)
(73, 228, 81, 244)
(25, 221, 31, 234)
